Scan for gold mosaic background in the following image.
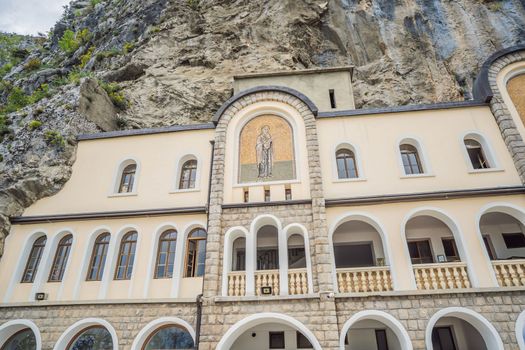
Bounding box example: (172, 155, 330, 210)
(508, 74, 525, 125)
(238, 115, 295, 183)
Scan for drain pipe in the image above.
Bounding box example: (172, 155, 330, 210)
(195, 293, 203, 349)
(195, 140, 215, 349)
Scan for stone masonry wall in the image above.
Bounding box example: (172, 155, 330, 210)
(487, 49, 525, 183)
(335, 290, 525, 350)
(0, 302, 197, 350)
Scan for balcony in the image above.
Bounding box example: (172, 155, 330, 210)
(413, 262, 471, 290)
(288, 268, 309, 295)
(492, 259, 525, 287)
(254, 269, 280, 296)
(336, 266, 393, 293)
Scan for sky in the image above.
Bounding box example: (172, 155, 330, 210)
(0, 0, 70, 36)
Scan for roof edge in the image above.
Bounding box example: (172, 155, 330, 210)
(233, 66, 353, 80)
(212, 85, 319, 124)
(473, 44, 525, 102)
(77, 123, 216, 141)
(318, 100, 489, 118)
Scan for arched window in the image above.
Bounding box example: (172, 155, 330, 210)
(400, 144, 423, 175)
(179, 160, 197, 190)
(48, 234, 73, 282)
(231, 237, 246, 271)
(465, 139, 490, 169)
(155, 230, 178, 279)
(67, 326, 113, 350)
(87, 233, 111, 281)
(288, 234, 306, 269)
(1, 328, 36, 350)
(143, 325, 194, 350)
(118, 163, 137, 193)
(114, 231, 138, 280)
(185, 228, 207, 277)
(336, 149, 358, 179)
(21, 236, 46, 283)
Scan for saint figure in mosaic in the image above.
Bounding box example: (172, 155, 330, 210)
(256, 125, 273, 178)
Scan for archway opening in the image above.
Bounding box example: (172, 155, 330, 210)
(231, 322, 314, 350)
(255, 225, 280, 296)
(431, 317, 486, 350)
(405, 215, 470, 290)
(344, 319, 401, 350)
(480, 212, 525, 261)
(1, 328, 36, 350)
(67, 326, 113, 350)
(333, 220, 392, 293)
(142, 325, 194, 350)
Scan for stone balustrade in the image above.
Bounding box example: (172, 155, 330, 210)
(336, 266, 393, 293)
(413, 262, 470, 290)
(492, 259, 525, 287)
(288, 268, 309, 295)
(227, 271, 246, 296)
(255, 269, 280, 296)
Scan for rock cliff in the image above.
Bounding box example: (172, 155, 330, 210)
(0, 0, 524, 254)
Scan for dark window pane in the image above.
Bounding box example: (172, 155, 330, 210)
(483, 236, 496, 260)
(2, 328, 36, 350)
(144, 326, 194, 350)
(465, 139, 489, 169)
(269, 332, 285, 349)
(400, 144, 423, 174)
(179, 160, 197, 189)
(68, 326, 113, 350)
(431, 327, 457, 350)
(442, 238, 460, 262)
(257, 248, 279, 270)
(336, 149, 358, 179)
(375, 329, 389, 350)
(288, 247, 306, 268)
(114, 232, 137, 280)
(118, 164, 136, 193)
(297, 332, 312, 349)
(334, 243, 374, 268)
(21, 236, 46, 283)
(49, 235, 73, 282)
(503, 233, 525, 248)
(408, 240, 433, 264)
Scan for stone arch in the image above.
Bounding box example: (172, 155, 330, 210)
(0, 319, 42, 350)
(476, 202, 525, 285)
(213, 86, 318, 124)
(130, 317, 196, 350)
(283, 223, 314, 294)
(425, 307, 504, 350)
(401, 207, 479, 288)
(54, 318, 118, 350)
(221, 226, 249, 296)
(515, 309, 525, 350)
(329, 212, 399, 291)
(216, 312, 322, 350)
(473, 45, 525, 183)
(339, 310, 412, 350)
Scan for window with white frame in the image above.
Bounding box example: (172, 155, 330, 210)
(336, 148, 359, 179)
(117, 161, 137, 193)
(400, 143, 423, 175)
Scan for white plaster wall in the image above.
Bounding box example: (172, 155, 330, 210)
(0, 214, 206, 303)
(23, 129, 214, 216)
(317, 106, 521, 200)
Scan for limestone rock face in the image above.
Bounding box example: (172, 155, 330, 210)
(0, 0, 524, 255)
(79, 78, 118, 131)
